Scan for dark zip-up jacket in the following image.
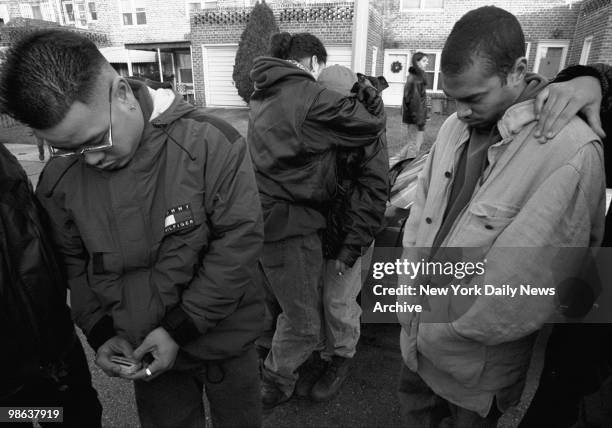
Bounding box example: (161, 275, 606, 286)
(324, 136, 389, 267)
(248, 57, 386, 242)
(0, 144, 76, 398)
(402, 66, 428, 126)
(36, 80, 264, 360)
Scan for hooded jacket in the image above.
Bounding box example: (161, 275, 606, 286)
(36, 79, 264, 360)
(0, 144, 76, 398)
(248, 57, 386, 242)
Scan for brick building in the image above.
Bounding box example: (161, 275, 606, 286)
(0, 0, 609, 108)
(188, 0, 611, 108)
(190, 1, 384, 106)
(567, 0, 612, 66)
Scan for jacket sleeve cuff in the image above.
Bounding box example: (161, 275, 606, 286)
(86, 315, 115, 352)
(160, 305, 201, 347)
(554, 65, 609, 100)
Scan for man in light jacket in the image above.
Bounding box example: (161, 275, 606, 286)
(397, 6, 605, 427)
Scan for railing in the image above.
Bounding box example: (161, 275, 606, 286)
(193, 2, 354, 26)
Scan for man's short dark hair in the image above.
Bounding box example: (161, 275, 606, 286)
(441, 6, 525, 83)
(0, 29, 107, 129)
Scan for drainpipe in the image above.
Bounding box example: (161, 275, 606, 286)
(190, 45, 196, 102)
(171, 51, 176, 87)
(351, 0, 369, 74)
(126, 48, 133, 76)
(157, 47, 163, 82)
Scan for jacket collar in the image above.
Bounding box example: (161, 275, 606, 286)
(496, 100, 537, 140)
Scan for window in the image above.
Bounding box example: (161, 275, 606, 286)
(121, 0, 146, 25)
(0, 4, 9, 23)
(417, 50, 442, 92)
(579, 36, 593, 65)
(20, 2, 55, 21)
(88, 2, 97, 20)
(31, 4, 43, 19)
(63, 2, 75, 21)
(401, 0, 444, 10)
(62, 1, 95, 24)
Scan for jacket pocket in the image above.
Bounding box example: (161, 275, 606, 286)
(86, 240, 122, 277)
(454, 202, 519, 247)
(417, 322, 486, 387)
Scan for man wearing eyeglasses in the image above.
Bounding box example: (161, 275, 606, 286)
(0, 30, 265, 427)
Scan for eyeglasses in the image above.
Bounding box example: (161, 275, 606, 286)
(49, 83, 114, 159)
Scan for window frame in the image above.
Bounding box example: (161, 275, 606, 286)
(120, 0, 147, 26)
(63, 1, 76, 22)
(579, 36, 593, 65)
(88, 1, 97, 21)
(533, 40, 570, 79)
(417, 49, 442, 93)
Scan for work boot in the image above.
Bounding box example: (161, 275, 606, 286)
(261, 378, 291, 412)
(310, 356, 352, 402)
(294, 352, 328, 399)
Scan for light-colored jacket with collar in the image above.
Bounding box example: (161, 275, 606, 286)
(398, 99, 605, 416)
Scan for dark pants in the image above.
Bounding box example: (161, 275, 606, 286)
(398, 363, 501, 428)
(259, 233, 325, 397)
(134, 346, 261, 428)
(0, 339, 102, 428)
(519, 325, 612, 428)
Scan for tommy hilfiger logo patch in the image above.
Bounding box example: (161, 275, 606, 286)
(164, 203, 195, 234)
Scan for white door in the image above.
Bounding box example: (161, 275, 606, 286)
(382, 49, 410, 107)
(534, 41, 569, 80)
(202, 45, 246, 108)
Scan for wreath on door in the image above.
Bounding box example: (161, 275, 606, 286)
(390, 61, 403, 73)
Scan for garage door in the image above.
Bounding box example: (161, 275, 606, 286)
(325, 44, 352, 68)
(203, 45, 246, 108)
(202, 44, 352, 107)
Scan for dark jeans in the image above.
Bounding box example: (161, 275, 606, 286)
(134, 346, 261, 428)
(259, 233, 325, 397)
(398, 363, 501, 428)
(0, 339, 102, 428)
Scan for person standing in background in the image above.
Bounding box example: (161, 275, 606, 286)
(305, 65, 389, 403)
(399, 52, 429, 158)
